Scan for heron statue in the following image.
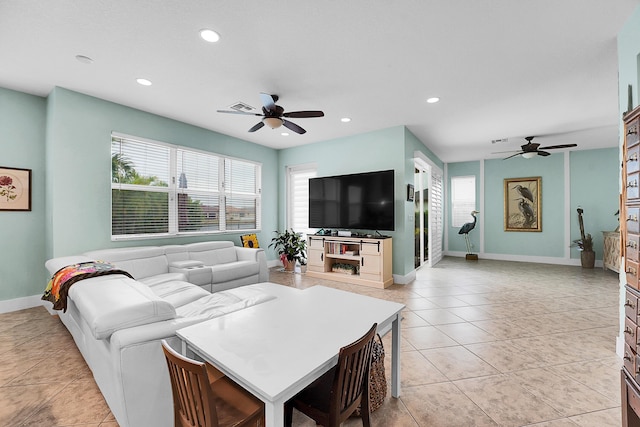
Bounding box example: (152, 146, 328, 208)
(458, 210, 479, 255)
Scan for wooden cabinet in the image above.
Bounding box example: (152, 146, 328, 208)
(306, 235, 393, 289)
(622, 104, 640, 427)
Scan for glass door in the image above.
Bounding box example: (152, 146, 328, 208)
(414, 166, 429, 268)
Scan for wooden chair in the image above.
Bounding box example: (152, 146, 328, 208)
(284, 323, 378, 427)
(161, 340, 264, 427)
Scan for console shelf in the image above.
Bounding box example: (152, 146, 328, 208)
(306, 235, 393, 289)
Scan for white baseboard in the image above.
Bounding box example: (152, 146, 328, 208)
(0, 294, 51, 314)
(444, 251, 603, 268)
(393, 270, 415, 285)
(617, 335, 625, 359)
(267, 259, 282, 268)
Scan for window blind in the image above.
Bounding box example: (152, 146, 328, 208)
(111, 134, 261, 239)
(111, 137, 171, 236)
(451, 175, 476, 228)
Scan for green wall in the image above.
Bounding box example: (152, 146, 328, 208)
(0, 88, 47, 302)
(485, 154, 566, 257)
(45, 88, 279, 259)
(569, 148, 620, 259)
(1, 86, 280, 304)
(278, 126, 443, 278)
(447, 147, 619, 261)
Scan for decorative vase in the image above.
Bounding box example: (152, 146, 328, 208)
(581, 250, 595, 269)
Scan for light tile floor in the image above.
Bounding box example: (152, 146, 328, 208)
(0, 257, 622, 426)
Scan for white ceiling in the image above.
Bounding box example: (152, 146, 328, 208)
(1, 0, 638, 162)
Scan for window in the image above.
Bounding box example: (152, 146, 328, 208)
(451, 175, 476, 228)
(111, 134, 261, 239)
(287, 164, 317, 235)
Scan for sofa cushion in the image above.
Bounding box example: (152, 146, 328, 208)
(175, 286, 276, 319)
(147, 280, 210, 308)
(185, 241, 238, 265)
(83, 247, 168, 280)
(211, 261, 259, 284)
(139, 272, 187, 286)
(69, 275, 176, 339)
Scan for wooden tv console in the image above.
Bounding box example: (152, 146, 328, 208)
(306, 235, 393, 289)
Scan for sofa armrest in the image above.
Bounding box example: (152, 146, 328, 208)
(169, 260, 204, 269)
(169, 261, 213, 286)
(109, 317, 208, 350)
(234, 247, 268, 282)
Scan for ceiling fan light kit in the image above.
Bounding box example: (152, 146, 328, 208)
(263, 117, 284, 129)
(217, 93, 324, 135)
(522, 152, 537, 159)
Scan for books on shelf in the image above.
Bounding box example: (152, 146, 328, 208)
(327, 242, 358, 256)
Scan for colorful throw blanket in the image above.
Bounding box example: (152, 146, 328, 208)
(42, 261, 134, 312)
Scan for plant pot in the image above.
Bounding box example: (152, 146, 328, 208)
(580, 250, 595, 269)
(283, 259, 295, 271)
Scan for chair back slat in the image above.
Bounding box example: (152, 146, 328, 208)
(162, 340, 219, 427)
(332, 323, 377, 422)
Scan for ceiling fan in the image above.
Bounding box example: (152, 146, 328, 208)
(496, 136, 577, 159)
(217, 93, 324, 135)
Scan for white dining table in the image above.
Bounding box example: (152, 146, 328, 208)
(176, 284, 404, 427)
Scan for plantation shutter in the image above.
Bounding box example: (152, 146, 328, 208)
(429, 170, 444, 265)
(287, 164, 317, 235)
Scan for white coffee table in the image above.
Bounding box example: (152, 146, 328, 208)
(177, 284, 404, 427)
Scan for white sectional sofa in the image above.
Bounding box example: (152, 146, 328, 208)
(84, 240, 269, 292)
(44, 241, 281, 427)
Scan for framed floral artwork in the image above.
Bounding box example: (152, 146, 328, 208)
(0, 167, 32, 211)
(504, 176, 541, 232)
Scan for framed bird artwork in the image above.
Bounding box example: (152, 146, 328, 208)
(504, 176, 542, 232)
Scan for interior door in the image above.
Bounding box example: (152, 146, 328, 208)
(414, 156, 443, 268)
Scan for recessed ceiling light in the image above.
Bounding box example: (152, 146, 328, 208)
(75, 54, 93, 64)
(426, 97, 440, 104)
(341, 117, 351, 122)
(136, 78, 152, 86)
(200, 29, 221, 43)
(281, 132, 290, 136)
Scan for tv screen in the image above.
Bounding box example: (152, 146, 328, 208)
(309, 169, 395, 231)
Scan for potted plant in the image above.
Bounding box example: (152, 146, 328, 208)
(571, 207, 595, 268)
(269, 229, 307, 271)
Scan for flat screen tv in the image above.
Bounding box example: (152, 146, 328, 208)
(309, 169, 395, 231)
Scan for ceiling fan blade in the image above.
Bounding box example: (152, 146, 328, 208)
(217, 110, 263, 116)
(283, 110, 325, 118)
(538, 151, 551, 156)
(259, 93, 277, 113)
(248, 121, 265, 132)
(538, 143, 578, 150)
(492, 149, 523, 154)
(282, 119, 306, 134)
(503, 152, 524, 160)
